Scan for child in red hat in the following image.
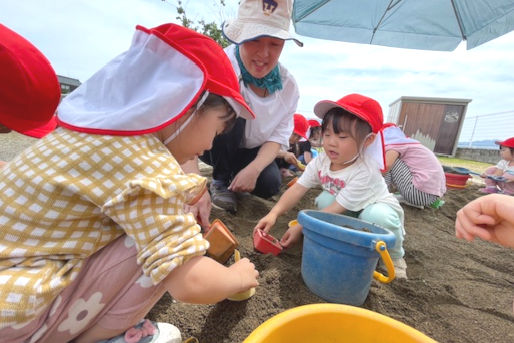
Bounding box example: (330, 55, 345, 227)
(480, 137, 514, 195)
(0, 24, 258, 343)
(255, 94, 407, 279)
(276, 113, 312, 176)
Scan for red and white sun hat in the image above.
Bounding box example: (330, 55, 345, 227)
(0, 24, 60, 138)
(314, 93, 386, 170)
(57, 23, 255, 135)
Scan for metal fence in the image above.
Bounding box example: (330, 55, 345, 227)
(458, 111, 514, 149)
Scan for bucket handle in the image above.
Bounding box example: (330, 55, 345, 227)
(372, 241, 395, 283)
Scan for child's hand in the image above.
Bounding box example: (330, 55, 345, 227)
(254, 213, 277, 233)
(455, 194, 514, 248)
(283, 152, 298, 165)
(228, 258, 259, 292)
(280, 224, 303, 248)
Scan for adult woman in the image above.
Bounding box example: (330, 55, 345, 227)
(185, 0, 303, 218)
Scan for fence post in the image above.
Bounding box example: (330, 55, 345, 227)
(468, 116, 478, 148)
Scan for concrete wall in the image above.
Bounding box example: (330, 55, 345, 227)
(454, 147, 499, 164)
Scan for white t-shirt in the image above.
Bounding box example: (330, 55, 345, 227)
(224, 45, 299, 149)
(496, 159, 514, 173)
(298, 152, 403, 219)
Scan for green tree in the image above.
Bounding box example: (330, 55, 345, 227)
(168, 0, 229, 47)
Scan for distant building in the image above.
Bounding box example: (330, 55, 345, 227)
(387, 96, 472, 156)
(57, 75, 81, 96)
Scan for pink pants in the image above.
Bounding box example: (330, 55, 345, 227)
(1, 235, 168, 343)
(483, 166, 514, 194)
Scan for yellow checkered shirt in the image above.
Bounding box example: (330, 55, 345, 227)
(0, 128, 209, 327)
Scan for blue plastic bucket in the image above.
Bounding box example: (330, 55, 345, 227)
(298, 210, 396, 305)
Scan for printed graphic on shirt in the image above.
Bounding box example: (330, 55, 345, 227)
(318, 170, 346, 195)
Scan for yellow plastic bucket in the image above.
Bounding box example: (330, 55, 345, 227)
(243, 304, 438, 343)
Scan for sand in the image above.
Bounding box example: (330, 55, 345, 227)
(149, 177, 514, 343)
(2, 132, 512, 343)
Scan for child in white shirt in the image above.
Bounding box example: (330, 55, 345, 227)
(254, 93, 407, 279)
(480, 137, 514, 195)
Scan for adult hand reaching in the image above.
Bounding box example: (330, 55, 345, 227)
(455, 193, 514, 248)
(228, 165, 259, 193)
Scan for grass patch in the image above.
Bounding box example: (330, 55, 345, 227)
(437, 156, 492, 174)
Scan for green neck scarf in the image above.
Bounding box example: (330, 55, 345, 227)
(235, 45, 282, 95)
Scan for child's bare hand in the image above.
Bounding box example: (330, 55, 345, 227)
(280, 224, 303, 248)
(283, 152, 298, 165)
(254, 213, 277, 233)
(229, 258, 259, 291)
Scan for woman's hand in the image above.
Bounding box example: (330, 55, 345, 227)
(455, 193, 514, 248)
(229, 165, 259, 193)
(280, 223, 303, 248)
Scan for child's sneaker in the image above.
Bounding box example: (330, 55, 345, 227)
(97, 319, 181, 343)
(392, 258, 408, 280)
(479, 186, 499, 194)
(429, 198, 445, 209)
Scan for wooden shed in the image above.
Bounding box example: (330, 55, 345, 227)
(387, 96, 472, 156)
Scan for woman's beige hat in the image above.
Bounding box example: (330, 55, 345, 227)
(222, 0, 303, 46)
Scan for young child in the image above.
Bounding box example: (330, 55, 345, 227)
(382, 123, 446, 208)
(479, 137, 514, 195)
(254, 93, 407, 279)
(276, 113, 312, 176)
(0, 23, 259, 343)
(308, 118, 322, 148)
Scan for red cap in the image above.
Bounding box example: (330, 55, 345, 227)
(313, 93, 384, 133)
(308, 118, 321, 127)
(293, 113, 309, 140)
(495, 137, 514, 148)
(0, 24, 60, 138)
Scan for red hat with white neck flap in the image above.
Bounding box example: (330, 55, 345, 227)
(314, 93, 386, 170)
(57, 23, 255, 135)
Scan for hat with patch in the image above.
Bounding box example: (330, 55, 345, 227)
(222, 0, 303, 47)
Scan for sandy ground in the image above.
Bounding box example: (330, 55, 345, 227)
(149, 176, 514, 343)
(2, 133, 512, 343)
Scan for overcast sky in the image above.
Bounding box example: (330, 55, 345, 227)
(2, 0, 513, 141)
